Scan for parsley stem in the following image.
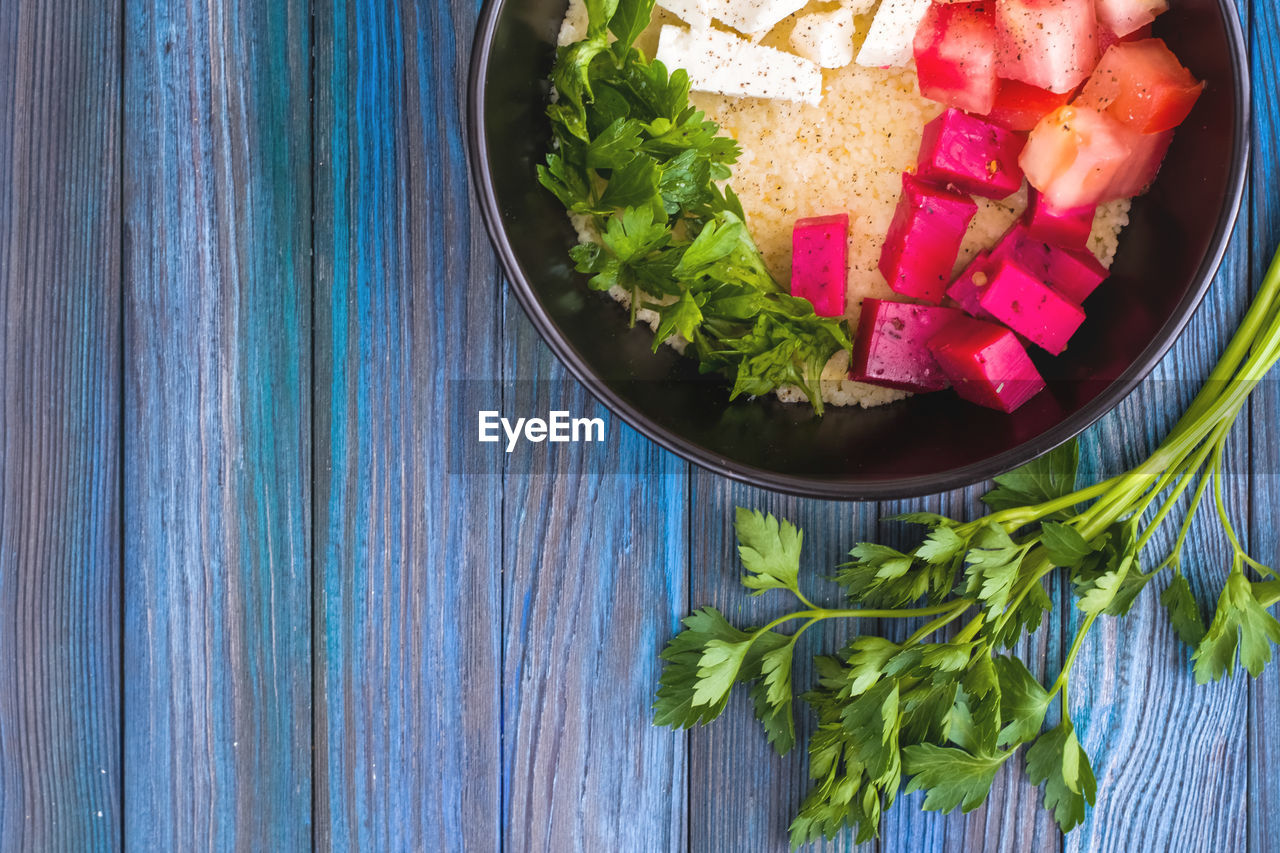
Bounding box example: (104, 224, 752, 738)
(902, 602, 973, 647)
(752, 602, 963, 638)
(1050, 612, 1098, 699)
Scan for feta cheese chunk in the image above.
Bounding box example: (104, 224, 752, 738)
(655, 25, 824, 105)
(855, 0, 932, 68)
(711, 0, 811, 37)
(657, 0, 712, 28)
(789, 6, 856, 69)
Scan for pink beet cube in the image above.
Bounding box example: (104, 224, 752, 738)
(929, 317, 1046, 412)
(977, 260, 1087, 355)
(947, 251, 998, 320)
(988, 224, 1109, 304)
(916, 109, 1027, 199)
(850, 299, 964, 392)
(791, 214, 850, 317)
(1024, 190, 1095, 250)
(879, 173, 979, 303)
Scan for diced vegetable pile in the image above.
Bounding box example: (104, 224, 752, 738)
(792, 0, 1203, 414)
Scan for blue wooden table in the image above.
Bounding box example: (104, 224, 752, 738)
(0, 0, 1277, 850)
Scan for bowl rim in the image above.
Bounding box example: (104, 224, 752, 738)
(466, 0, 1252, 501)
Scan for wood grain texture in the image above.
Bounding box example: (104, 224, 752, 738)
(1248, 0, 1280, 848)
(0, 1, 121, 849)
(311, 0, 503, 849)
(122, 0, 312, 848)
(500, 327, 688, 851)
(687, 478, 878, 853)
(1065, 153, 1253, 853)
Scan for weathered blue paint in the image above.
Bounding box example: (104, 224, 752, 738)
(1, 0, 1279, 851)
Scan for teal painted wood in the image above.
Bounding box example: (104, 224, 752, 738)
(1064, 1, 1253, 847)
(312, 0, 502, 849)
(0, 1, 121, 849)
(500, 319, 689, 851)
(1248, 0, 1280, 847)
(687, 478, 878, 853)
(122, 0, 312, 848)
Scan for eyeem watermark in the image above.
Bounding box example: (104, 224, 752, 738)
(478, 410, 606, 453)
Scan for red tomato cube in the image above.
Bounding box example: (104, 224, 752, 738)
(1095, 0, 1167, 38)
(913, 3, 1000, 115)
(1076, 39, 1204, 134)
(985, 80, 1072, 131)
(995, 0, 1100, 94)
(1020, 105, 1136, 209)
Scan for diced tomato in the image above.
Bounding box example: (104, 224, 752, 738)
(1019, 105, 1135, 208)
(985, 80, 1072, 131)
(994, 0, 1100, 94)
(1076, 39, 1204, 134)
(1104, 128, 1174, 198)
(913, 3, 999, 115)
(1097, 22, 1152, 55)
(1095, 0, 1167, 38)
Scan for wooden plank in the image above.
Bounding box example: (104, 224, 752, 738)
(500, 327, 689, 850)
(687, 478, 880, 852)
(0, 1, 121, 849)
(1248, 0, 1280, 846)
(121, 0, 312, 848)
(878, 488, 1062, 853)
(1063, 174, 1252, 851)
(312, 0, 502, 849)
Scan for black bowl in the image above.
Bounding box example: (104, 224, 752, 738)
(468, 0, 1249, 500)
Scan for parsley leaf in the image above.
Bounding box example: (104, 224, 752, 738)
(982, 442, 1080, 516)
(1162, 572, 1208, 648)
(903, 744, 1006, 813)
(994, 655, 1051, 748)
(1026, 718, 1097, 833)
(653, 607, 751, 727)
(1193, 570, 1280, 682)
(735, 508, 804, 597)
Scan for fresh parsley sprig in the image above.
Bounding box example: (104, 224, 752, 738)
(538, 0, 851, 413)
(654, 246, 1280, 846)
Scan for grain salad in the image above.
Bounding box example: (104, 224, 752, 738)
(547, 0, 1185, 414)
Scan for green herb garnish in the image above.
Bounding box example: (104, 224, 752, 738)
(538, 0, 851, 413)
(655, 247, 1280, 845)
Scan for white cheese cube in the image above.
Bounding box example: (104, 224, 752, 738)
(655, 25, 824, 106)
(658, 0, 713, 28)
(855, 0, 932, 68)
(789, 7, 856, 69)
(711, 0, 811, 37)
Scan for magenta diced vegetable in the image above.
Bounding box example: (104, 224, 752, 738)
(1024, 190, 1096, 250)
(977, 259, 1087, 354)
(850, 299, 964, 392)
(1038, 244, 1108, 303)
(988, 224, 1109, 304)
(946, 252, 999, 320)
(879, 173, 979, 303)
(791, 214, 850, 317)
(916, 109, 1027, 199)
(929, 316, 1047, 412)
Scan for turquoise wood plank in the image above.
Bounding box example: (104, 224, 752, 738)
(122, 0, 312, 848)
(1066, 110, 1252, 853)
(1248, 0, 1280, 846)
(312, 0, 502, 848)
(0, 1, 121, 848)
(687, 478, 878, 853)
(877, 487, 1062, 853)
(500, 324, 688, 850)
